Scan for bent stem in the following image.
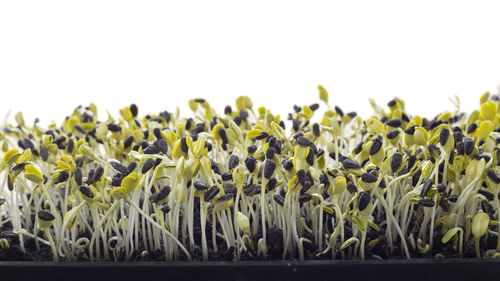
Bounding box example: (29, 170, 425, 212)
(374, 191, 410, 259)
(126, 196, 192, 261)
(43, 227, 59, 262)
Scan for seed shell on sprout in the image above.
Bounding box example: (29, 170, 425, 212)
(300, 181, 313, 194)
(312, 123, 320, 137)
(150, 185, 171, 203)
(247, 145, 257, 154)
(218, 128, 228, 143)
(37, 210, 55, 222)
(334, 105, 344, 117)
(361, 172, 377, 183)
(180, 137, 189, 153)
(110, 161, 128, 174)
(283, 160, 294, 171)
(127, 162, 137, 173)
(386, 130, 400, 139)
(390, 152, 403, 173)
(217, 194, 234, 202)
(346, 182, 358, 194)
(223, 183, 237, 194)
(273, 194, 285, 206)
(39, 146, 49, 161)
(141, 158, 155, 174)
(467, 123, 478, 134)
(108, 123, 122, 132)
(369, 138, 382, 155)
(309, 103, 319, 111)
(221, 172, 232, 181)
(266, 178, 277, 191)
(79, 185, 94, 198)
(244, 156, 256, 173)
(92, 166, 104, 183)
(157, 139, 168, 154)
(358, 192, 371, 211)
(296, 169, 307, 187)
(296, 136, 312, 147)
(353, 141, 364, 154)
(420, 179, 433, 198)
(144, 145, 158, 154)
(478, 189, 494, 201)
(204, 185, 220, 201)
(418, 199, 435, 207)
(386, 118, 402, 127)
(439, 127, 450, 147)
(448, 195, 459, 202)
(463, 138, 475, 155)
(130, 104, 138, 117)
(342, 158, 362, 170)
(194, 181, 210, 191)
(487, 169, 500, 184)
(124, 135, 134, 149)
(228, 154, 239, 170)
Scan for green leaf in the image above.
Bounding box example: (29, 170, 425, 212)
(340, 237, 359, 250)
(442, 227, 461, 243)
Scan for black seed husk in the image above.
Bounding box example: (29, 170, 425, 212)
(79, 185, 94, 198)
(391, 152, 403, 173)
(273, 194, 285, 206)
(418, 199, 435, 207)
(110, 161, 128, 174)
(487, 169, 500, 184)
(108, 123, 122, 132)
(358, 192, 371, 211)
(37, 210, 55, 221)
(150, 185, 171, 203)
(386, 119, 402, 127)
(141, 158, 155, 174)
(342, 158, 362, 170)
(313, 123, 320, 137)
(420, 179, 433, 198)
(161, 204, 171, 213)
(478, 189, 494, 201)
(124, 135, 134, 149)
(283, 160, 294, 171)
(386, 130, 400, 139)
(247, 145, 257, 154)
(263, 159, 276, 179)
(194, 181, 210, 191)
(228, 154, 239, 170)
(361, 172, 377, 183)
(346, 182, 358, 194)
(244, 156, 256, 173)
(130, 104, 138, 117)
(223, 183, 237, 194)
(297, 136, 312, 147)
(439, 128, 450, 147)
(467, 123, 477, 134)
(266, 178, 277, 191)
(204, 185, 220, 201)
(369, 138, 382, 156)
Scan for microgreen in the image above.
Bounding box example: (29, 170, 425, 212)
(1, 91, 500, 261)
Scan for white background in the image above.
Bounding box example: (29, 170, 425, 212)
(1, 1, 500, 126)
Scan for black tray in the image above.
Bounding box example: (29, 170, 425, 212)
(1, 259, 499, 281)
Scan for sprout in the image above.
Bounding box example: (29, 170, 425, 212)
(472, 212, 490, 257)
